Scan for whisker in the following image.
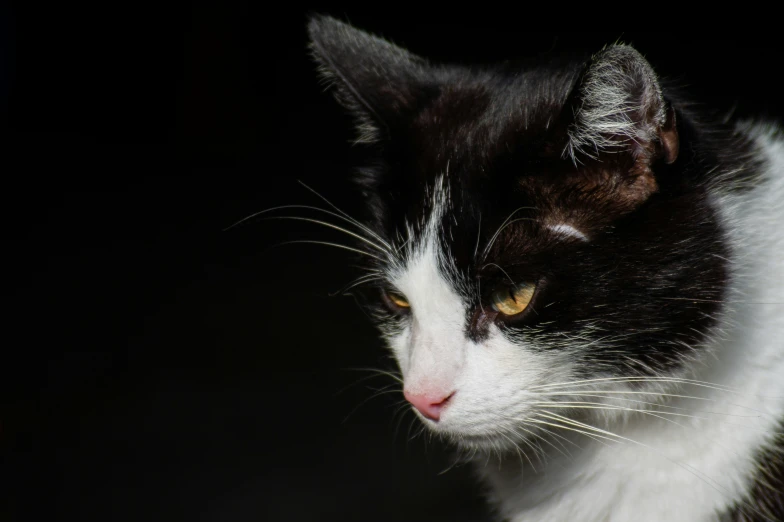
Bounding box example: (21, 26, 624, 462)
(490, 410, 577, 460)
(341, 367, 404, 384)
(333, 371, 398, 398)
(516, 423, 570, 462)
(331, 274, 383, 296)
(297, 180, 395, 251)
(538, 392, 693, 412)
(530, 376, 767, 396)
(271, 240, 386, 262)
(392, 403, 414, 442)
(438, 449, 468, 475)
(341, 383, 401, 424)
(532, 402, 755, 467)
(526, 423, 580, 457)
(507, 426, 548, 466)
(409, 423, 427, 443)
(529, 402, 766, 431)
(480, 262, 516, 284)
(403, 415, 419, 447)
(260, 216, 392, 255)
(526, 416, 614, 446)
(394, 235, 414, 254)
(536, 411, 776, 522)
(226, 203, 391, 251)
(482, 209, 539, 260)
(535, 390, 769, 417)
(498, 430, 538, 472)
(658, 297, 784, 305)
(537, 392, 771, 421)
(473, 212, 482, 260)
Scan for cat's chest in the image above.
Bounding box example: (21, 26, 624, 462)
(480, 409, 768, 522)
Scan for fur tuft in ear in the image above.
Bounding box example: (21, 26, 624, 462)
(563, 45, 678, 166)
(307, 15, 431, 144)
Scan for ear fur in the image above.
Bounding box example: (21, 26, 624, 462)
(307, 15, 432, 144)
(563, 45, 679, 167)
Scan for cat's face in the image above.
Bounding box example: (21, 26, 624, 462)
(309, 17, 727, 451)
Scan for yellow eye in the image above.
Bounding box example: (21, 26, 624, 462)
(387, 291, 410, 309)
(491, 283, 535, 316)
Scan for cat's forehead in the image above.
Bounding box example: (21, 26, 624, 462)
(356, 57, 666, 277)
(373, 119, 646, 269)
(372, 146, 600, 272)
(390, 79, 602, 238)
(408, 71, 577, 166)
(378, 174, 585, 290)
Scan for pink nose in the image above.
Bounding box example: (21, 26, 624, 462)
(404, 389, 454, 421)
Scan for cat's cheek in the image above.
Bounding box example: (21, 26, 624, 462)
(385, 325, 413, 375)
(408, 329, 575, 441)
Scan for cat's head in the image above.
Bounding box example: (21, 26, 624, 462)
(308, 17, 727, 451)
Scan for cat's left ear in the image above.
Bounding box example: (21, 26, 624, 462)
(560, 44, 679, 173)
(308, 15, 433, 144)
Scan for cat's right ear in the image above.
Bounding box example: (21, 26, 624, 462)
(307, 15, 432, 144)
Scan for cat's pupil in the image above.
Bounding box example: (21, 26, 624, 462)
(491, 283, 534, 316)
(387, 291, 410, 309)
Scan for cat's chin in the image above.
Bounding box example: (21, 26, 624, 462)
(418, 419, 534, 453)
(446, 431, 528, 454)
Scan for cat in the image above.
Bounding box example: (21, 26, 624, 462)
(305, 16, 784, 522)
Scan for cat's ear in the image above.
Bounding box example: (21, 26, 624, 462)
(307, 15, 432, 144)
(561, 44, 679, 171)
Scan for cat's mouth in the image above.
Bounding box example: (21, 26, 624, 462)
(440, 428, 528, 453)
(408, 405, 537, 452)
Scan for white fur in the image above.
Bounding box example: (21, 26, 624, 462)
(388, 177, 577, 442)
(486, 124, 784, 522)
(548, 223, 588, 242)
(386, 126, 784, 521)
(564, 46, 666, 164)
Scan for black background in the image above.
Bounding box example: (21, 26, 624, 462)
(3, 4, 783, 521)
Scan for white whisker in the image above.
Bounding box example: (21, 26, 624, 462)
(342, 383, 402, 424)
(527, 416, 615, 446)
(272, 240, 385, 262)
(482, 210, 539, 260)
(536, 411, 776, 522)
(529, 376, 767, 396)
(226, 202, 393, 252)
(297, 180, 396, 249)
(332, 274, 383, 295)
(261, 215, 392, 255)
(535, 390, 770, 416)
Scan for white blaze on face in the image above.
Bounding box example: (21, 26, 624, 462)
(391, 238, 466, 396)
(388, 178, 466, 400)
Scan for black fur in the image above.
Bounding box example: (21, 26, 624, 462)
(308, 15, 781, 519)
(307, 15, 759, 376)
(720, 420, 784, 521)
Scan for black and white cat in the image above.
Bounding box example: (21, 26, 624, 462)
(306, 17, 784, 522)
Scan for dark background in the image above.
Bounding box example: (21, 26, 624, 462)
(2, 4, 782, 521)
